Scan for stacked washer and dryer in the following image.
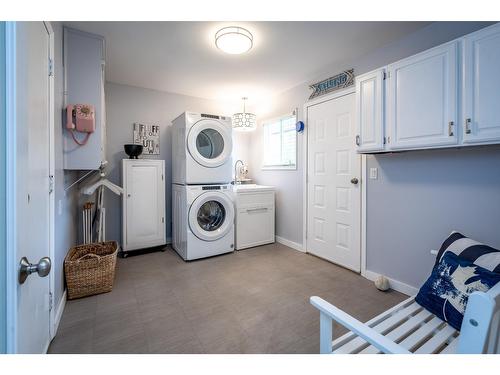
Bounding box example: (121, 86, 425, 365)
(172, 112, 235, 260)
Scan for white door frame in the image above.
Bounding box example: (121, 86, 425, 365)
(5, 21, 56, 353)
(302, 86, 367, 274)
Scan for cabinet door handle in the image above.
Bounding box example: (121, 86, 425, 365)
(246, 207, 268, 213)
(355, 135, 360, 146)
(465, 118, 472, 134)
(448, 121, 454, 136)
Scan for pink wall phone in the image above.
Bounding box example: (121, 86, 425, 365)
(66, 104, 95, 145)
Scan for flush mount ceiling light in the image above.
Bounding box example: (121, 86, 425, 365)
(232, 97, 256, 132)
(215, 26, 253, 55)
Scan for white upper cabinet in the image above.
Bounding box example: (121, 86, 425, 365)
(463, 23, 500, 144)
(387, 42, 459, 150)
(355, 69, 385, 152)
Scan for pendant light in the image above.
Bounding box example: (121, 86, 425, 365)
(232, 97, 256, 132)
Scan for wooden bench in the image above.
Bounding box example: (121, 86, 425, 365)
(310, 278, 500, 354)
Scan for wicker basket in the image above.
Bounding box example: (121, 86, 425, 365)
(64, 241, 118, 300)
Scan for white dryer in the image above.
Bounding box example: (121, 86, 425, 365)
(172, 184, 234, 260)
(172, 112, 233, 185)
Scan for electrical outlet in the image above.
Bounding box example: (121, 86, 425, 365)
(369, 167, 378, 180)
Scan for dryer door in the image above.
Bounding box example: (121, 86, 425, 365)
(187, 119, 233, 168)
(189, 191, 234, 241)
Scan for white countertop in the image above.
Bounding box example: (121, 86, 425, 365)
(232, 184, 275, 193)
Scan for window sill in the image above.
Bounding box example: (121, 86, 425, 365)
(261, 165, 297, 171)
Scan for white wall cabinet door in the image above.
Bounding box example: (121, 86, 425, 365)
(463, 23, 500, 144)
(122, 160, 166, 251)
(388, 42, 459, 150)
(356, 69, 385, 152)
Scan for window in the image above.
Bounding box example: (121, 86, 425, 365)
(262, 114, 297, 170)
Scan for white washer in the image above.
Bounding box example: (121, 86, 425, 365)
(172, 183, 235, 260)
(172, 112, 233, 185)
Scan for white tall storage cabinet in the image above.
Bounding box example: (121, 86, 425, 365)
(122, 159, 166, 253)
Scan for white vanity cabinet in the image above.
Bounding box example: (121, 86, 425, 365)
(234, 185, 275, 250)
(355, 68, 386, 152)
(463, 23, 500, 144)
(387, 41, 459, 150)
(122, 159, 166, 252)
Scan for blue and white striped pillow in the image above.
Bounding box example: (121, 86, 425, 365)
(436, 231, 500, 274)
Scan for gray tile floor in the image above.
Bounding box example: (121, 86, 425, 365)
(48, 243, 407, 354)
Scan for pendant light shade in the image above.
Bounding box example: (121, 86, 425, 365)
(232, 97, 256, 132)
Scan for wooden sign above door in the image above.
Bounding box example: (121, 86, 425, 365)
(309, 69, 354, 100)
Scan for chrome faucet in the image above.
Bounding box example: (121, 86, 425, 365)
(234, 159, 244, 184)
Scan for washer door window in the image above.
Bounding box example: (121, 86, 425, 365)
(189, 192, 234, 241)
(187, 119, 232, 168)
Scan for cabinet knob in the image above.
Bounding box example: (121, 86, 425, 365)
(127, 194, 131, 198)
(355, 135, 360, 146)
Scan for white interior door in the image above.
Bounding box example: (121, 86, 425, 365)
(14, 22, 52, 353)
(306, 93, 361, 272)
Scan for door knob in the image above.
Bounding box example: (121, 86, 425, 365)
(19, 256, 51, 284)
(350, 177, 359, 185)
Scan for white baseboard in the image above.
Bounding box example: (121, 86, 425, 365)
(275, 236, 305, 253)
(362, 270, 418, 296)
(53, 289, 67, 338)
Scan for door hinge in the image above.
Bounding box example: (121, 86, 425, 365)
(383, 72, 387, 80)
(49, 175, 54, 194)
(48, 58, 53, 77)
(49, 292, 53, 312)
(161, 174, 164, 181)
(161, 217, 164, 223)
(448, 121, 454, 137)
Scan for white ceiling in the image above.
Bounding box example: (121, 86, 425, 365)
(65, 21, 431, 103)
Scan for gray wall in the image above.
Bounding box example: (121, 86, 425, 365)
(249, 87, 306, 245)
(104, 82, 247, 244)
(249, 21, 500, 289)
(53, 22, 80, 309)
(367, 147, 500, 287)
